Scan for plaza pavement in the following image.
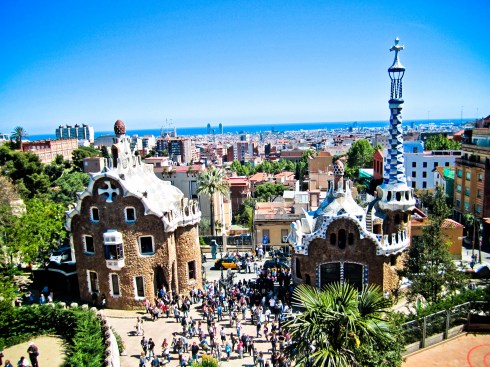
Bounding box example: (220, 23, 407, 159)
(105, 255, 271, 367)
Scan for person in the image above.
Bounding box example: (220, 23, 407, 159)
(101, 294, 107, 308)
(148, 338, 155, 360)
(191, 342, 199, 361)
(139, 352, 146, 367)
(27, 342, 39, 367)
(16, 356, 28, 367)
(150, 355, 160, 367)
(5, 360, 13, 367)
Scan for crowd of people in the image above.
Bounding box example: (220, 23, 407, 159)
(134, 258, 295, 367)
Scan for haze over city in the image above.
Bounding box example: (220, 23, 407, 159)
(1, 0, 489, 134)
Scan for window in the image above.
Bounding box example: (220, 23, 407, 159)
(281, 229, 288, 243)
(465, 188, 470, 196)
(456, 199, 461, 208)
(412, 172, 416, 178)
(422, 181, 427, 189)
(411, 182, 416, 189)
(476, 205, 482, 214)
(134, 276, 145, 298)
(262, 230, 270, 244)
(478, 173, 483, 182)
(83, 235, 95, 254)
(125, 207, 136, 222)
(104, 230, 124, 260)
(188, 261, 196, 280)
(457, 169, 462, 178)
(110, 274, 121, 296)
(445, 162, 450, 167)
(90, 207, 100, 222)
(477, 189, 482, 198)
(423, 162, 427, 168)
(139, 236, 155, 255)
(338, 229, 346, 249)
(466, 172, 471, 180)
(433, 162, 438, 168)
(412, 162, 416, 168)
(422, 172, 427, 178)
(457, 184, 462, 193)
(88, 271, 99, 294)
(464, 202, 470, 211)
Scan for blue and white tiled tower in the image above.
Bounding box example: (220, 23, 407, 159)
(374, 38, 415, 252)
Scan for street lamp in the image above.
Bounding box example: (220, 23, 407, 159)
(218, 243, 224, 281)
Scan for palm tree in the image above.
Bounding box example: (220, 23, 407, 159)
(283, 282, 398, 367)
(11, 126, 28, 150)
(197, 166, 229, 236)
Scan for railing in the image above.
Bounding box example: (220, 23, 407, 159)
(227, 235, 252, 247)
(402, 301, 489, 355)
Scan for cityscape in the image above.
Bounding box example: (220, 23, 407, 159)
(1, 2, 490, 367)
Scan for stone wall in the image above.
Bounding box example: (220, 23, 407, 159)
(175, 225, 203, 295)
(72, 177, 201, 310)
(293, 217, 403, 293)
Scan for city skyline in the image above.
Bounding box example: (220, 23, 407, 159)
(1, 1, 489, 135)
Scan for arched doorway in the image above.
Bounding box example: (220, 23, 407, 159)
(154, 265, 168, 296)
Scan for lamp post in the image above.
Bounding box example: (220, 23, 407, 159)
(218, 244, 224, 281)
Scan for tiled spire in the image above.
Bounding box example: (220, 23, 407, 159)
(384, 38, 407, 185)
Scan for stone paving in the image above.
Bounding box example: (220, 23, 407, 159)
(403, 333, 490, 367)
(105, 255, 273, 367)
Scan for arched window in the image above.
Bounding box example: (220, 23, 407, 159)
(330, 233, 337, 246)
(387, 191, 392, 201)
(338, 229, 346, 249)
(396, 191, 401, 201)
(394, 214, 400, 225)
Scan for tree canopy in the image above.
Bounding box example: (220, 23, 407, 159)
(346, 139, 375, 178)
(10, 126, 28, 149)
(424, 134, 461, 151)
(197, 166, 230, 236)
(254, 182, 288, 202)
(400, 186, 465, 303)
(284, 283, 402, 367)
(72, 146, 101, 172)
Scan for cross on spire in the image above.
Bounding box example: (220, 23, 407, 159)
(98, 181, 120, 202)
(389, 37, 405, 70)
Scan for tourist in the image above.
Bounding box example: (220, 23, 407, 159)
(27, 342, 39, 367)
(191, 342, 199, 361)
(141, 336, 148, 357)
(5, 360, 13, 367)
(150, 355, 160, 367)
(139, 352, 146, 367)
(147, 338, 155, 360)
(16, 356, 28, 367)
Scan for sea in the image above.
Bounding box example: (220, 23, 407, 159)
(28, 119, 468, 141)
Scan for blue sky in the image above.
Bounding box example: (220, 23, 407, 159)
(1, 0, 489, 134)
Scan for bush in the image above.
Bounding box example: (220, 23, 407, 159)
(0, 304, 105, 367)
(192, 355, 219, 367)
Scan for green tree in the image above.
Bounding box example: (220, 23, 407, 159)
(425, 134, 461, 151)
(0, 145, 50, 198)
(72, 146, 101, 172)
(50, 171, 90, 205)
(9, 198, 66, 263)
(284, 283, 401, 367)
(346, 139, 375, 178)
(234, 198, 255, 230)
(10, 126, 28, 150)
(100, 145, 110, 159)
(197, 166, 230, 236)
(401, 186, 465, 303)
(254, 182, 288, 202)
